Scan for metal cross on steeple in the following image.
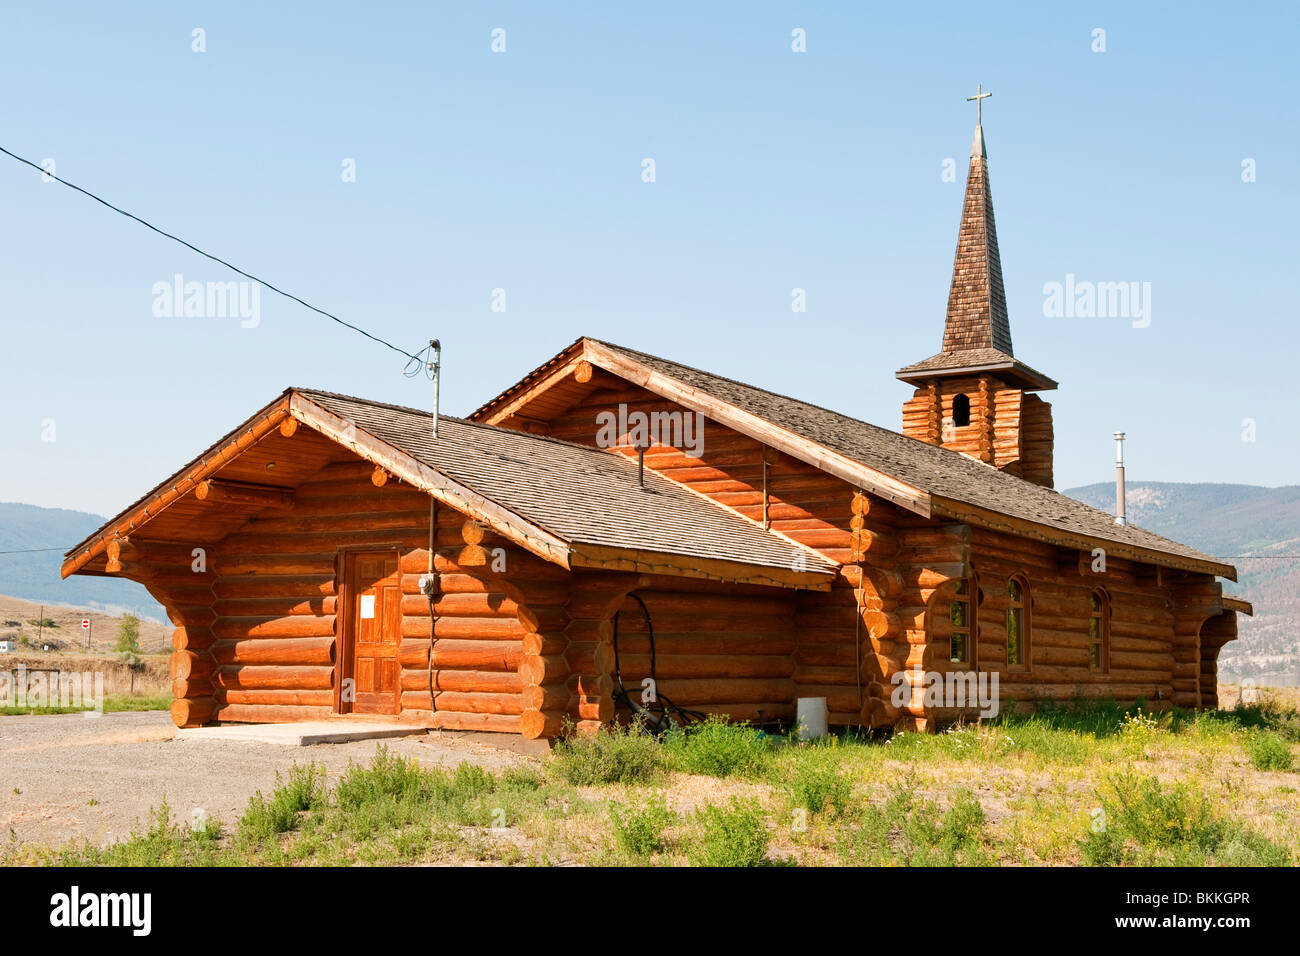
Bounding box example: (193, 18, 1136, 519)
(967, 83, 992, 125)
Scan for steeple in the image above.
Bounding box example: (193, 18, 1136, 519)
(944, 102, 1013, 356)
(896, 88, 1058, 487)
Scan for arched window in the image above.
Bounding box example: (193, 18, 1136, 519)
(1006, 576, 1030, 669)
(950, 578, 971, 664)
(1089, 589, 1110, 673)
(952, 393, 971, 428)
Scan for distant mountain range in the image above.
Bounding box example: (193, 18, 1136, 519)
(1065, 482, 1300, 687)
(2, 484, 1296, 684)
(0, 502, 166, 622)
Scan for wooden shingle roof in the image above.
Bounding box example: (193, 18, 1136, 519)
(60, 387, 838, 589)
(472, 338, 1235, 580)
(296, 389, 836, 581)
(894, 122, 1056, 392)
(894, 347, 1058, 391)
(941, 123, 1013, 356)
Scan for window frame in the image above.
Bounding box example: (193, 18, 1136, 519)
(948, 573, 978, 667)
(1005, 574, 1030, 671)
(1088, 588, 1111, 674)
(951, 574, 972, 665)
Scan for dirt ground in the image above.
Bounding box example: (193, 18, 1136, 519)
(0, 711, 532, 849)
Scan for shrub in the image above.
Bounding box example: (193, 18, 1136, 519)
(609, 792, 676, 857)
(335, 746, 427, 809)
(783, 753, 851, 816)
(665, 716, 771, 778)
(63, 798, 225, 867)
(1217, 695, 1300, 741)
(1244, 732, 1294, 772)
(550, 720, 663, 786)
(237, 763, 325, 847)
(686, 798, 769, 867)
(1079, 771, 1289, 866)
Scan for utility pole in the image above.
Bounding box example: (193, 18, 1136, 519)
(1114, 432, 1127, 526)
(429, 339, 441, 439)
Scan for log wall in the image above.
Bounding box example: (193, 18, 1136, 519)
(901, 374, 1054, 488)
(908, 525, 1229, 724)
(538, 381, 911, 730)
(611, 581, 798, 725)
(161, 456, 570, 731)
(146, 383, 1234, 737)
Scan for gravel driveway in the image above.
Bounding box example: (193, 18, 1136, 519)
(0, 711, 532, 849)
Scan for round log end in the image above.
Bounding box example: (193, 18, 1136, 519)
(520, 709, 565, 739)
(171, 696, 216, 728)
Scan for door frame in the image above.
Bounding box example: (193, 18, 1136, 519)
(335, 545, 405, 715)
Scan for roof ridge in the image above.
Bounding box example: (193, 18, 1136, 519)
(584, 340, 1224, 568)
(293, 386, 646, 459)
(587, 338, 912, 441)
(294, 386, 837, 569)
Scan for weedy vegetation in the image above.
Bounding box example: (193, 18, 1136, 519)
(8, 686, 1297, 867)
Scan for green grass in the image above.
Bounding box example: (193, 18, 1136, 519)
(836, 784, 990, 866)
(237, 763, 326, 850)
(36, 745, 577, 867)
(14, 693, 1300, 868)
(0, 693, 171, 716)
(54, 799, 227, 867)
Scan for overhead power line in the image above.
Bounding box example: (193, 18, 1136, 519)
(0, 143, 422, 362)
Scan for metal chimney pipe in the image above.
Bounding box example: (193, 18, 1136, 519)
(429, 339, 442, 439)
(1113, 431, 1127, 526)
(637, 445, 647, 489)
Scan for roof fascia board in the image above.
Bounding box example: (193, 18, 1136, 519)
(568, 543, 834, 591)
(288, 394, 573, 569)
(480, 352, 586, 425)
(931, 495, 1236, 581)
(61, 395, 294, 578)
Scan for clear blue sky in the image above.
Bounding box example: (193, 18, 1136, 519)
(2, 1, 1296, 522)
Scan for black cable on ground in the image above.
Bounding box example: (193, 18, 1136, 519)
(611, 592, 706, 734)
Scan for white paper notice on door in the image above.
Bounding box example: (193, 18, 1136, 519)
(360, 595, 375, 619)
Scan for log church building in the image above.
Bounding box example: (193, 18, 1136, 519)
(63, 105, 1250, 738)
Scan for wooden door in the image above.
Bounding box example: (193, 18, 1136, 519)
(342, 550, 402, 715)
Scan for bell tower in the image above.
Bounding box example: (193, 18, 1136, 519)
(896, 86, 1058, 488)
